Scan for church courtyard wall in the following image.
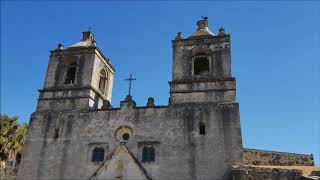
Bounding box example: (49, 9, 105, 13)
(243, 148, 314, 166)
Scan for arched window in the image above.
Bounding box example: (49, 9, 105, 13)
(98, 69, 107, 94)
(64, 62, 77, 84)
(92, 147, 105, 162)
(194, 52, 209, 75)
(199, 122, 206, 135)
(142, 145, 155, 162)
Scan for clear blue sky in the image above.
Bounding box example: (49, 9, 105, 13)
(1, 1, 319, 164)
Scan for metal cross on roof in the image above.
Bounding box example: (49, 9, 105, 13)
(124, 74, 136, 96)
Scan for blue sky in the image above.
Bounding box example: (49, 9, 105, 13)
(1, 1, 319, 164)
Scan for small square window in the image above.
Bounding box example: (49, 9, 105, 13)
(142, 145, 155, 163)
(138, 141, 159, 164)
(92, 147, 105, 162)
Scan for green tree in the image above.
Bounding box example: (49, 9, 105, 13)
(0, 114, 28, 163)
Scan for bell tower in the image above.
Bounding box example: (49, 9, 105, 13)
(37, 31, 115, 111)
(170, 18, 236, 104)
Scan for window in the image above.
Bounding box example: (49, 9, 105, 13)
(138, 141, 159, 163)
(92, 147, 105, 162)
(54, 128, 59, 139)
(98, 69, 107, 94)
(122, 133, 129, 141)
(142, 145, 155, 163)
(199, 122, 206, 135)
(194, 52, 209, 75)
(64, 62, 77, 84)
(16, 153, 21, 165)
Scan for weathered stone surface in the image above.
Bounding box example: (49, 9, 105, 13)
(243, 148, 314, 166)
(311, 171, 320, 176)
(17, 101, 242, 180)
(232, 166, 305, 180)
(89, 144, 151, 180)
(37, 31, 115, 112)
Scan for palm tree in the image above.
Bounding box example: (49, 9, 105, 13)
(0, 114, 28, 172)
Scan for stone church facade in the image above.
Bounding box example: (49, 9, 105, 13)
(17, 18, 243, 180)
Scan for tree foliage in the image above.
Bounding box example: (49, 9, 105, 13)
(0, 114, 28, 162)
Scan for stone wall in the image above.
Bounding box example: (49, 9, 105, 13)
(232, 166, 307, 180)
(243, 148, 314, 166)
(17, 99, 242, 180)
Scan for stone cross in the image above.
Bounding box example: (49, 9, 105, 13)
(124, 74, 136, 96)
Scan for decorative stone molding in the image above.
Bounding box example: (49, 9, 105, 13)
(101, 100, 111, 110)
(120, 95, 136, 109)
(175, 32, 183, 40)
(146, 97, 155, 108)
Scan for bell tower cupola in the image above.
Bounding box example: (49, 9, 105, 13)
(37, 31, 115, 111)
(170, 18, 236, 104)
